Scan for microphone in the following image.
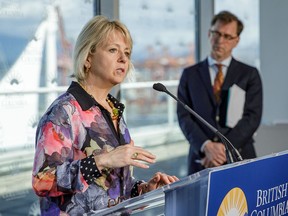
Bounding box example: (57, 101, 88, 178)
(152, 82, 243, 163)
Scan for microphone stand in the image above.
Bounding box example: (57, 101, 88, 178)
(153, 83, 243, 164)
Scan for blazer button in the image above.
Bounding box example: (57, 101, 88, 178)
(216, 116, 220, 122)
(213, 137, 218, 142)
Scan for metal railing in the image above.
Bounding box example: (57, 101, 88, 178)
(0, 80, 185, 195)
(121, 80, 179, 127)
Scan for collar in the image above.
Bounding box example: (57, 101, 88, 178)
(67, 81, 95, 111)
(67, 81, 125, 116)
(208, 56, 232, 67)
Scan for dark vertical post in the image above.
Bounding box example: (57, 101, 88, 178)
(93, 0, 101, 15)
(195, 0, 201, 63)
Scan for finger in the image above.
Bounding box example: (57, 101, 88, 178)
(129, 145, 156, 159)
(172, 175, 179, 181)
(153, 172, 162, 180)
(202, 158, 210, 168)
(158, 174, 171, 185)
(132, 153, 156, 164)
(136, 151, 156, 161)
(133, 148, 156, 160)
(215, 154, 226, 164)
(130, 160, 150, 169)
(206, 160, 215, 168)
(167, 175, 178, 183)
(149, 173, 161, 185)
(157, 175, 176, 187)
(211, 159, 224, 167)
(217, 151, 227, 159)
(161, 174, 173, 183)
(166, 175, 179, 182)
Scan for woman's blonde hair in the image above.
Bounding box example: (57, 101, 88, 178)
(72, 15, 134, 82)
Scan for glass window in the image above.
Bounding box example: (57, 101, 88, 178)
(0, 1, 196, 214)
(214, 0, 260, 68)
(119, 0, 196, 128)
(119, 0, 195, 182)
(0, 1, 93, 214)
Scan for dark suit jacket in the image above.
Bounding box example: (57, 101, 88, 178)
(177, 58, 263, 175)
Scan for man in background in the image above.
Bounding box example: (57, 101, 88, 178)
(177, 11, 263, 175)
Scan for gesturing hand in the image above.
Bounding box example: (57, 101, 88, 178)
(94, 140, 156, 171)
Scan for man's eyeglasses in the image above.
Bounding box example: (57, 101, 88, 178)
(210, 30, 238, 41)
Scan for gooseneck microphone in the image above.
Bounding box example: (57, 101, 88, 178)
(152, 82, 243, 164)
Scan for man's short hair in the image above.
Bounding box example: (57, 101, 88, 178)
(211, 11, 244, 36)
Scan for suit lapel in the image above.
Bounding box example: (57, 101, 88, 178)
(222, 58, 238, 90)
(199, 59, 217, 105)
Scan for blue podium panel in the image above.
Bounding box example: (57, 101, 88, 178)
(89, 150, 288, 216)
(207, 151, 288, 216)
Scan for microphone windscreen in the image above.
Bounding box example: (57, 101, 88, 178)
(153, 83, 167, 92)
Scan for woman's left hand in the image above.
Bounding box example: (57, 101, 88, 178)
(139, 172, 179, 194)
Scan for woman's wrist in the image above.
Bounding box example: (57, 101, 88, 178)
(93, 155, 110, 174)
(138, 182, 149, 195)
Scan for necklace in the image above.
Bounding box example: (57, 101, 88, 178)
(78, 82, 119, 120)
(106, 98, 119, 120)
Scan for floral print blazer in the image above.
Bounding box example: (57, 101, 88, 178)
(32, 81, 139, 215)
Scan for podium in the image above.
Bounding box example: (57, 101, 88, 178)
(90, 150, 288, 216)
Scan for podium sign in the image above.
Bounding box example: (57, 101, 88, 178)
(207, 152, 288, 216)
(91, 151, 288, 215)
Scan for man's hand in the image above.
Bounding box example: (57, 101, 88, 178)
(202, 141, 226, 168)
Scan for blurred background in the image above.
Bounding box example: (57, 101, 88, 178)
(0, 0, 287, 215)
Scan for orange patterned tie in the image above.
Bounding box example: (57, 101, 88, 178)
(213, 64, 224, 103)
